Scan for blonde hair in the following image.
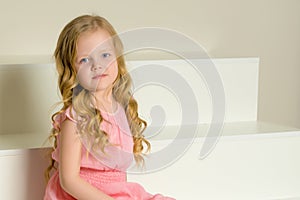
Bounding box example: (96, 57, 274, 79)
(45, 15, 150, 181)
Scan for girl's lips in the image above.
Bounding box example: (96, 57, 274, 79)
(92, 74, 108, 79)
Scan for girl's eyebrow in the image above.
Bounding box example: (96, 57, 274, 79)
(95, 47, 114, 52)
(77, 54, 89, 58)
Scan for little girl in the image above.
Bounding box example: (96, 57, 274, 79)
(44, 15, 175, 200)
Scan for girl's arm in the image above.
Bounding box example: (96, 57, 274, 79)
(59, 119, 114, 200)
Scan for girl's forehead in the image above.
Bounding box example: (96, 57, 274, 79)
(77, 29, 114, 55)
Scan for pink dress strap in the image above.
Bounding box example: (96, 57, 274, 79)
(52, 107, 76, 130)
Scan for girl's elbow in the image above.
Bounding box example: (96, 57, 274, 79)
(59, 172, 76, 194)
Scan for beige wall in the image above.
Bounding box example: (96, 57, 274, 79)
(0, 0, 299, 128)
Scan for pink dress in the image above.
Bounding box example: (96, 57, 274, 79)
(44, 104, 175, 200)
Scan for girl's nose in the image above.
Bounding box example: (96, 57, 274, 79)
(91, 63, 103, 71)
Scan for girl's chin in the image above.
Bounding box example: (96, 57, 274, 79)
(79, 82, 113, 92)
(87, 85, 114, 93)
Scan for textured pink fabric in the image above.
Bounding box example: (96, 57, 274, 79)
(51, 105, 134, 171)
(44, 104, 175, 200)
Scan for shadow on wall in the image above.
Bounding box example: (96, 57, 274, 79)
(0, 64, 59, 199)
(25, 148, 50, 200)
(0, 64, 59, 136)
(0, 64, 38, 135)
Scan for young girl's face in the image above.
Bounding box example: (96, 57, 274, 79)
(75, 29, 118, 93)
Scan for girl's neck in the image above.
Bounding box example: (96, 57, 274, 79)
(92, 89, 117, 114)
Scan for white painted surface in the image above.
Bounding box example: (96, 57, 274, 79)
(127, 58, 259, 125)
(128, 130, 300, 200)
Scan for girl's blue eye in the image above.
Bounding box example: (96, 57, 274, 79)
(79, 58, 89, 64)
(102, 53, 111, 58)
(79, 58, 90, 65)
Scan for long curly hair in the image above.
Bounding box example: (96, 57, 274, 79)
(45, 15, 150, 181)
